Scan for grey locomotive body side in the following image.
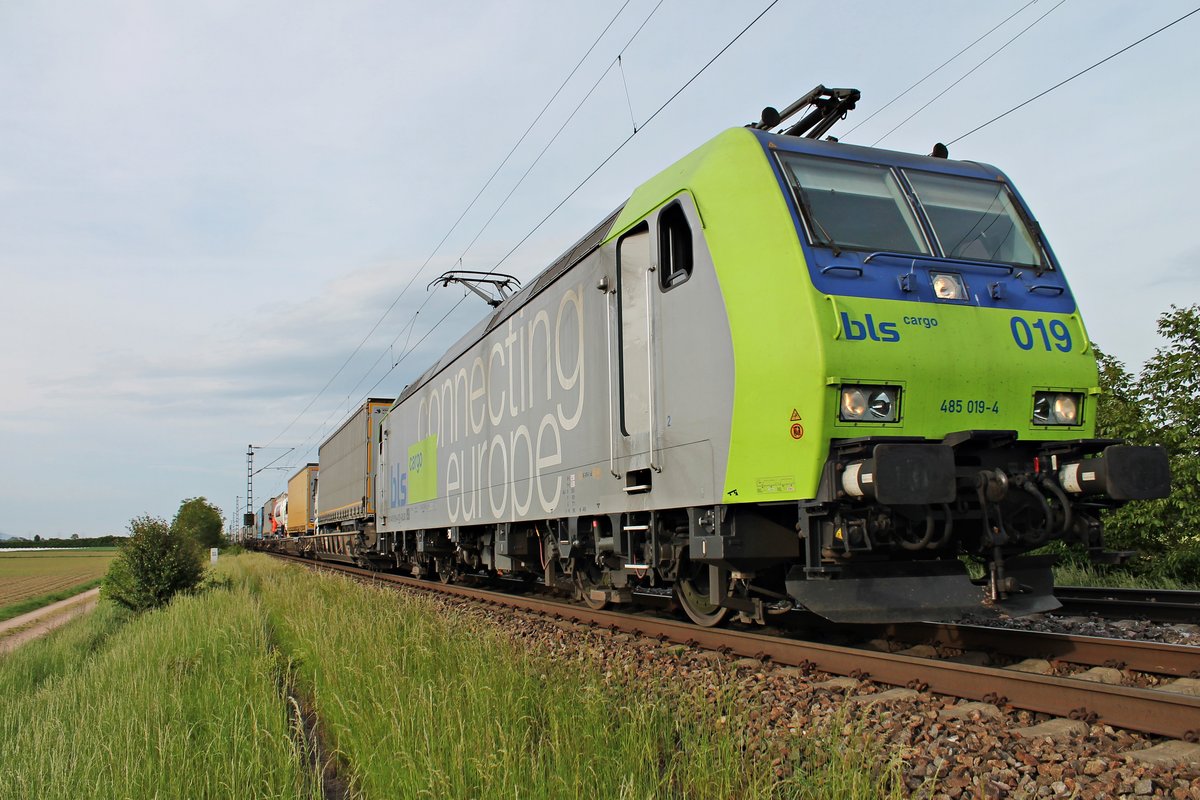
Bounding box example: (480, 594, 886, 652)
(375, 197, 734, 573)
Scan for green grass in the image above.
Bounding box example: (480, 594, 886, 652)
(0, 583, 317, 800)
(0, 578, 104, 623)
(0, 554, 911, 799)
(238, 556, 764, 799)
(232, 554, 910, 800)
(0, 600, 130, 697)
(1052, 562, 1200, 590)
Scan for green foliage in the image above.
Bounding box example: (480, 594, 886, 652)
(102, 515, 204, 612)
(1095, 304, 1200, 581)
(171, 496, 225, 549)
(0, 535, 126, 549)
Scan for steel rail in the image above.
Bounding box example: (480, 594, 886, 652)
(1054, 586, 1200, 625)
(268, 554, 1200, 741)
(877, 622, 1200, 677)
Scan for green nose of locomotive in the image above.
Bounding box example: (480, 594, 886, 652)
(699, 90, 1169, 623)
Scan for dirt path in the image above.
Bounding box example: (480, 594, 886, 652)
(0, 587, 101, 654)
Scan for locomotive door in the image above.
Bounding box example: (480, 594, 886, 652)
(614, 223, 658, 476)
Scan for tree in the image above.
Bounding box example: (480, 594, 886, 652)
(103, 515, 204, 612)
(171, 497, 225, 549)
(1095, 304, 1200, 576)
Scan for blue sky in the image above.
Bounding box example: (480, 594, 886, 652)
(1, 1, 1197, 537)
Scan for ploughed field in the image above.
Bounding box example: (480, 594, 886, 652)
(0, 550, 115, 609)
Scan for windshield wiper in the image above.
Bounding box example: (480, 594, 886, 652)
(793, 185, 842, 257)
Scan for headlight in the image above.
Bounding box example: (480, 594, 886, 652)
(840, 385, 901, 422)
(930, 272, 967, 301)
(1032, 391, 1082, 425)
(841, 388, 868, 420)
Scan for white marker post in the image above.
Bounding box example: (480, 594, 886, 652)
(210, 547, 219, 565)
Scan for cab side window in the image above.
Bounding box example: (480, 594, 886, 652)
(658, 201, 693, 290)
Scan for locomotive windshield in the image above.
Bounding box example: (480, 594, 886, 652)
(780, 156, 931, 255)
(778, 153, 1048, 269)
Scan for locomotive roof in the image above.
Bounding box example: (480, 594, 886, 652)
(394, 204, 624, 407)
(754, 128, 1005, 182)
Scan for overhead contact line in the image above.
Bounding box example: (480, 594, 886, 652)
(842, 0, 1039, 139)
(262, 0, 636, 453)
(281, 0, 784, 470)
(948, 5, 1200, 145)
(870, 0, 1068, 147)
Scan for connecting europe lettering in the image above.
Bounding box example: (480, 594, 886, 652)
(388, 284, 587, 525)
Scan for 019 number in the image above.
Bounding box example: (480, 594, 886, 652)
(1010, 316, 1072, 352)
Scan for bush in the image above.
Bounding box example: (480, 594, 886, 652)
(102, 516, 204, 613)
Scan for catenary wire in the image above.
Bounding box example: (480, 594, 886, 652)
(948, 5, 1200, 145)
(483, 0, 783, 279)
(278, 2, 671, 469)
(259, 0, 634, 450)
(447, 0, 666, 273)
(841, 0, 1039, 138)
(384, 0, 783, 376)
(279, 0, 784, 473)
(870, 0, 1068, 147)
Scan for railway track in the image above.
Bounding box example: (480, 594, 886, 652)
(266, 552, 1200, 742)
(874, 621, 1199, 678)
(1054, 585, 1200, 624)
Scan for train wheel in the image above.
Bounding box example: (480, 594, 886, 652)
(574, 568, 609, 611)
(432, 557, 454, 584)
(676, 562, 730, 628)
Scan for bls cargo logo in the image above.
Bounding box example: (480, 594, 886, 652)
(840, 312, 900, 342)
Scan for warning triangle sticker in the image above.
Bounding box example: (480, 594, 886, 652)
(790, 409, 802, 421)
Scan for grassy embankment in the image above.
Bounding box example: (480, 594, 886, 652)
(0, 550, 116, 622)
(0, 554, 907, 799)
(0, 580, 318, 799)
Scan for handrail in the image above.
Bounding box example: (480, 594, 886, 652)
(825, 295, 843, 340)
(606, 285, 619, 478)
(645, 267, 661, 473)
(861, 251, 1016, 275)
(819, 265, 864, 277)
(1071, 313, 1090, 354)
